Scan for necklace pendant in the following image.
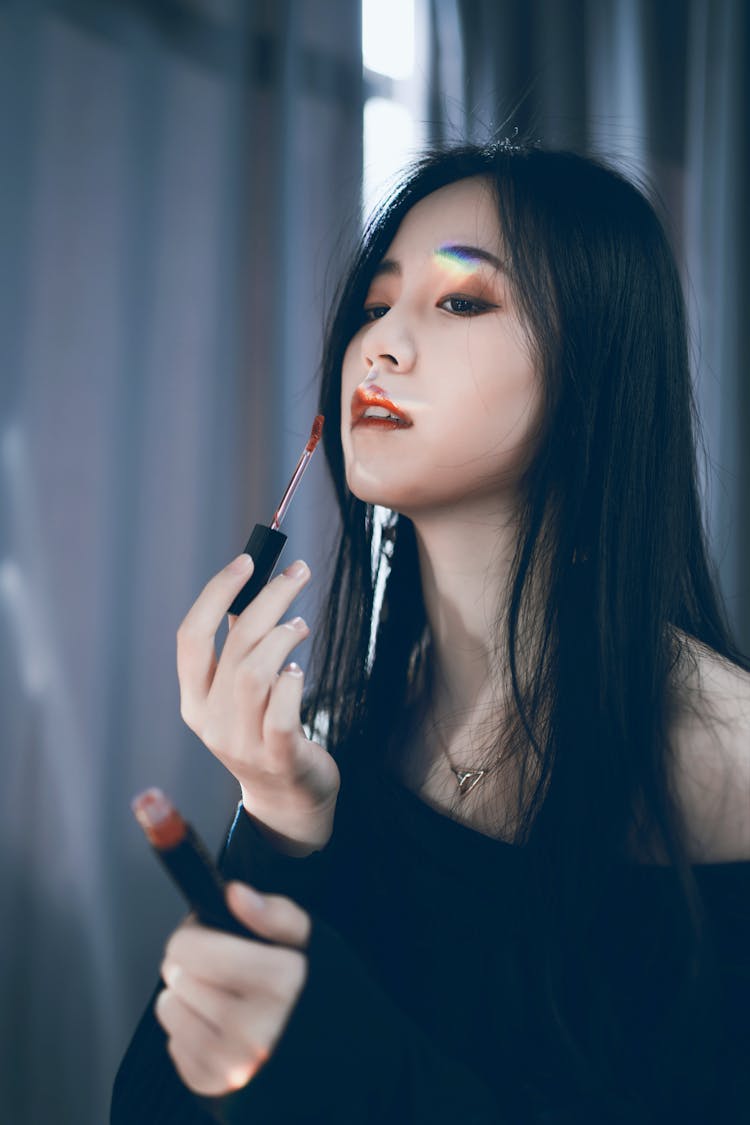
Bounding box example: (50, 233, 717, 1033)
(451, 768, 486, 796)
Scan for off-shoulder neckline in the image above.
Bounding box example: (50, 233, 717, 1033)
(355, 752, 750, 876)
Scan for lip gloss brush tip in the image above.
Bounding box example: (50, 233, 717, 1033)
(306, 414, 324, 452)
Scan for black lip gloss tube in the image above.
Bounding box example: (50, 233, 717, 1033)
(227, 413, 323, 616)
(227, 524, 287, 616)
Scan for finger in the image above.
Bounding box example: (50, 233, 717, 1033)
(167, 1032, 256, 1099)
(230, 621, 309, 748)
(165, 1036, 229, 1097)
(262, 662, 305, 750)
(225, 882, 312, 952)
(177, 555, 256, 723)
(210, 566, 310, 734)
(164, 927, 284, 991)
(236, 616, 310, 688)
(221, 560, 311, 658)
(155, 985, 221, 1044)
(160, 961, 291, 1057)
(165, 923, 307, 993)
(161, 964, 232, 1032)
(160, 1005, 252, 1099)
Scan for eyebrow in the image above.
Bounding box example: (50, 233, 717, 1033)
(372, 243, 509, 279)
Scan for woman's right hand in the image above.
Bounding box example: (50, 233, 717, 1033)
(176, 554, 340, 856)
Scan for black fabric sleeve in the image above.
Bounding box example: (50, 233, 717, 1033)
(111, 911, 502, 1125)
(110, 800, 328, 1125)
(111, 802, 750, 1124)
(111, 802, 501, 1124)
(216, 800, 336, 906)
(195, 912, 502, 1125)
(693, 863, 750, 1122)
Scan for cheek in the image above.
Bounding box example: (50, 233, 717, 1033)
(340, 339, 361, 408)
(340, 347, 362, 471)
(458, 333, 538, 433)
(426, 371, 541, 487)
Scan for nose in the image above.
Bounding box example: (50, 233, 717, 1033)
(361, 308, 417, 376)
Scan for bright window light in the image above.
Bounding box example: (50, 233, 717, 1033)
(362, 0, 415, 80)
(363, 97, 415, 220)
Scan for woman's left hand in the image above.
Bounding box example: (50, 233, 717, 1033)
(155, 882, 311, 1096)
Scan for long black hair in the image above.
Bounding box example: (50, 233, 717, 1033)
(301, 140, 749, 1113)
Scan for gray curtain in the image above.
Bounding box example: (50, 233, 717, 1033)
(0, 2, 361, 1123)
(428, 0, 749, 652)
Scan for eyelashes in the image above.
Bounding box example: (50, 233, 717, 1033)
(440, 296, 494, 316)
(362, 295, 497, 324)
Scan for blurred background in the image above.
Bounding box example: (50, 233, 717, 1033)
(0, 1, 747, 1121)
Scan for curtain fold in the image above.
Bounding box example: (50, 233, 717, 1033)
(0, 3, 361, 1123)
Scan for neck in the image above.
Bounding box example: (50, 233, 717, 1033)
(410, 503, 520, 730)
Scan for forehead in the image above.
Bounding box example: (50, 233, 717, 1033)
(382, 176, 502, 263)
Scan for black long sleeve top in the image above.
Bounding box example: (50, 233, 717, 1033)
(111, 748, 750, 1124)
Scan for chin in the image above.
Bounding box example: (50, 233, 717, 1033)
(344, 459, 434, 515)
(346, 482, 390, 508)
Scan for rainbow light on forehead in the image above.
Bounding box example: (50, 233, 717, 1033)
(433, 244, 484, 280)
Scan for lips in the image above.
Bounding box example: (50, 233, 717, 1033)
(351, 384, 413, 428)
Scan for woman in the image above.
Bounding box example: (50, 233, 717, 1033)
(112, 141, 750, 1123)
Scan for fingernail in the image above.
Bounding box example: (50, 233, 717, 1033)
(286, 616, 307, 632)
(283, 662, 303, 676)
(282, 560, 309, 580)
(229, 553, 253, 574)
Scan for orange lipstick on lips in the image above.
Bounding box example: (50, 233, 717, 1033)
(351, 384, 413, 431)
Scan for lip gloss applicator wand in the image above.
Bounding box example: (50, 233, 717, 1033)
(228, 412, 324, 616)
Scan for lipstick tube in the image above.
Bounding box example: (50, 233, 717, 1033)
(131, 788, 272, 944)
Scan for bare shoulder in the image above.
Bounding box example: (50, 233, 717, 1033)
(667, 629, 750, 864)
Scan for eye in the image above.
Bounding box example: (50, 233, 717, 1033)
(361, 295, 497, 324)
(362, 305, 389, 323)
(439, 296, 494, 316)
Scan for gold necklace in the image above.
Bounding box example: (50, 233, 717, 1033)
(449, 764, 488, 796)
(407, 632, 508, 798)
(425, 712, 492, 797)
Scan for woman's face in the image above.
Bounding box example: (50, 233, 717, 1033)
(340, 175, 544, 518)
